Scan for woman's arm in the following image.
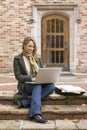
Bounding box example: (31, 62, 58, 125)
(13, 57, 32, 82)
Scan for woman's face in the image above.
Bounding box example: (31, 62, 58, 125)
(24, 41, 35, 54)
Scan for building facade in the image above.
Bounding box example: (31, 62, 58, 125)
(0, 0, 87, 73)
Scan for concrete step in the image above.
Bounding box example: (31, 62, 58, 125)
(0, 104, 87, 120)
(0, 119, 87, 130)
(0, 91, 87, 105)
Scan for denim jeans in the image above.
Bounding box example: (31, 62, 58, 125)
(22, 83, 55, 118)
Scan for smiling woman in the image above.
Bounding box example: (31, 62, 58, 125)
(23, 41, 35, 54)
(13, 36, 55, 123)
(22, 37, 37, 55)
(22, 37, 39, 75)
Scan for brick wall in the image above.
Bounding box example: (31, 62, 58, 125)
(0, 0, 87, 73)
(76, 0, 87, 72)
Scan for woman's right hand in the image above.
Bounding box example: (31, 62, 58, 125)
(32, 77, 35, 81)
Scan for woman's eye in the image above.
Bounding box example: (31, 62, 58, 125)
(29, 46, 34, 48)
(29, 45, 32, 47)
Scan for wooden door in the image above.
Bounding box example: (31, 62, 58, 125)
(41, 14, 69, 71)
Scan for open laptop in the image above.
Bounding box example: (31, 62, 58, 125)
(25, 67, 62, 84)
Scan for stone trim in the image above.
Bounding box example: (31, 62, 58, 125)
(33, 4, 78, 10)
(32, 4, 80, 22)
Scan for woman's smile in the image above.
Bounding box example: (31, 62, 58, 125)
(24, 41, 35, 54)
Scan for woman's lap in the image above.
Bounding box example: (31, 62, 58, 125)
(24, 83, 55, 96)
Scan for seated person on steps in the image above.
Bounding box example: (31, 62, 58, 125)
(13, 36, 55, 123)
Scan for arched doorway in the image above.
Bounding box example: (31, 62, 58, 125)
(41, 14, 69, 71)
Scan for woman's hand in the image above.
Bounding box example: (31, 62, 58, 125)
(32, 77, 35, 81)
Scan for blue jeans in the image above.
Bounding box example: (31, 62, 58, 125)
(22, 83, 55, 118)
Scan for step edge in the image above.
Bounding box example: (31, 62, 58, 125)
(0, 104, 87, 115)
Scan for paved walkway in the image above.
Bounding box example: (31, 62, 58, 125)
(0, 119, 87, 130)
(0, 72, 87, 91)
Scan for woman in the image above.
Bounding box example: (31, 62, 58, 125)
(13, 37, 55, 123)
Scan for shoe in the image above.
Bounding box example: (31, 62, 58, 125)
(30, 115, 47, 123)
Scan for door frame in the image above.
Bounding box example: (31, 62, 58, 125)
(41, 14, 69, 71)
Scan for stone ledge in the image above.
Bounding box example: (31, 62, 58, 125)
(0, 119, 87, 130)
(0, 104, 87, 115)
(0, 91, 87, 100)
(0, 91, 66, 100)
(0, 91, 17, 100)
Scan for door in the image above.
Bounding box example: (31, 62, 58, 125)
(41, 14, 69, 71)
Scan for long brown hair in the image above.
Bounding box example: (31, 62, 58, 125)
(22, 37, 37, 56)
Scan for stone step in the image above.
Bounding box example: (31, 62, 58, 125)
(0, 91, 87, 105)
(0, 104, 87, 120)
(0, 119, 87, 130)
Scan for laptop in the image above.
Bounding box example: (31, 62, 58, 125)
(25, 67, 62, 84)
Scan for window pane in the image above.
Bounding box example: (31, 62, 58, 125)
(56, 19, 59, 33)
(47, 35, 50, 48)
(56, 51, 59, 63)
(60, 20, 64, 33)
(60, 51, 64, 63)
(52, 36, 55, 48)
(56, 35, 59, 48)
(47, 20, 51, 33)
(60, 36, 64, 48)
(52, 51, 55, 63)
(51, 19, 55, 33)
